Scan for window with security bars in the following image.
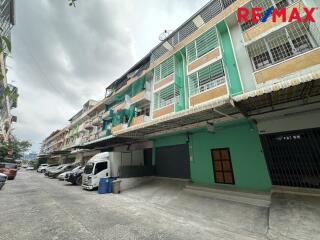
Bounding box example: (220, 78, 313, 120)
(211, 148, 235, 185)
(154, 56, 175, 82)
(200, 0, 222, 23)
(188, 60, 225, 96)
(240, 0, 298, 32)
(153, 84, 180, 109)
(247, 21, 319, 71)
(186, 27, 219, 63)
(221, 0, 237, 9)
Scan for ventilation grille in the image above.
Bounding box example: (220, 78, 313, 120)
(200, 0, 223, 23)
(151, 0, 238, 62)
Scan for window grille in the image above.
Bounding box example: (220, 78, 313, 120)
(151, 45, 168, 63)
(247, 21, 320, 71)
(154, 83, 180, 109)
(154, 56, 174, 83)
(188, 60, 225, 96)
(268, 29, 293, 62)
(241, 0, 301, 32)
(179, 21, 198, 42)
(186, 27, 219, 63)
(221, 0, 237, 9)
(161, 56, 174, 79)
(200, 0, 223, 23)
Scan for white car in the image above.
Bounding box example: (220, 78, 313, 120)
(26, 166, 34, 170)
(37, 164, 49, 173)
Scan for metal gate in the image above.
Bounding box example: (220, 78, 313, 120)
(155, 144, 190, 179)
(261, 128, 320, 189)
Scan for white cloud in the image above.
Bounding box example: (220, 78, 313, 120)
(7, 0, 209, 151)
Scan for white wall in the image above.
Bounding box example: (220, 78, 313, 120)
(226, 16, 256, 92)
(257, 108, 320, 134)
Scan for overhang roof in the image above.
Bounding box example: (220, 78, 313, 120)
(233, 75, 320, 116)
(78, 136, 142, 151)
(114, 95, 241, 138)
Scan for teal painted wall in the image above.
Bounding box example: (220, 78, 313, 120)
(153, 133, 187, 148)
(217, 21, 243, 96)
(190, 119, 272, 191)
(174, 52, 186, 112)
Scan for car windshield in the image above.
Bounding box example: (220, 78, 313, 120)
(84, 163, 94, 174)
(2, 163, 17, 169)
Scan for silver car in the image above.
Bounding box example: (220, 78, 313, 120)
(0, 173, 7, 190)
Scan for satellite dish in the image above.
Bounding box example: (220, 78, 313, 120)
(105, 89, 113, 98)
(159, 30, 173, 41)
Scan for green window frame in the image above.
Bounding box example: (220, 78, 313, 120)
(154, 56, 175, 82)
(153, 83, 180, 110)
(186, 27, 219, 64)
(188, 59, 225, 96)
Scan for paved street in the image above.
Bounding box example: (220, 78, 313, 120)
(0, 171, 320, 240)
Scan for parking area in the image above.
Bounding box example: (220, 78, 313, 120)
(0, 170, 320, 240)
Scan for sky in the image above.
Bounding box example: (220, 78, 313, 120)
(7, 0, 209, 152)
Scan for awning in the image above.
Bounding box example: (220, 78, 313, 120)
(78, 136, 142, 151)
(114, 95, 241, 138)
(233, 75, 320, 116)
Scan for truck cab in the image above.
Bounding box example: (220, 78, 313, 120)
(82, 152, 110, 190)
(82, 151, 143, 190)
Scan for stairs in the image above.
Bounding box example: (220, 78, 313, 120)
(184, 184, 271, 207)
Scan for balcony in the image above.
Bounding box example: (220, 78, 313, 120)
(111, 124, 127, 135)
(102, 111, 111, 120)
(154, 74, 174, 91)
(242, 0, 304, 42)
(84, 121, 93, 130)
(131, 90, 151, 105)
(254, 48, 320, 84)
(246, 21, 320, 85)
(153, 104, 174, 119)
(98, 130, 107, 138)
(187, 48, 221, 74)
(188, 59, 228, 107)
(114, 102, 126, 112)
(92, 116, 102, 126)
(89, 134, 97, 142)
(130, 115, 150, 127)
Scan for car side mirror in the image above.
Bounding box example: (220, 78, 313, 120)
(106, 172, 109, 177)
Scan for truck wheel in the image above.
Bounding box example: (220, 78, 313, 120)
(76, 177, 82, 186)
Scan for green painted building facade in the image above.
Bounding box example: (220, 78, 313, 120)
(151, 119, 272, 191)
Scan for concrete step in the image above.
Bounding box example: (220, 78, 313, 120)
(184, 184, 271, 208)
(272, 185, 320, 197)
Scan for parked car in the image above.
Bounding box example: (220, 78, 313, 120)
(44, 165, 61, 176)
(0, 163, 18, 180)
(57, 166, 81, 181)
(0, 173, 7, 190)
(48, 164, 76, 178)
(21, 163, 28, 168)
(26, 165, 34, 170)
(37, 164, 49, 173)
(66, 166, 84, 185)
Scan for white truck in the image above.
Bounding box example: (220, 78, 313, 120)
(82, 151, 143, 190)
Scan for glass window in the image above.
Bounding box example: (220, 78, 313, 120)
(94, 162, 108, 175)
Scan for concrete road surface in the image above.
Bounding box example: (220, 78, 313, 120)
(0, 170, 319, 240)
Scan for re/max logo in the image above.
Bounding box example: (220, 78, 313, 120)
(237, 7, 317, 23)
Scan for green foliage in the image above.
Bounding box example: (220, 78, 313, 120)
(0, 139, 32, 162)
(0, 86, 19, 106)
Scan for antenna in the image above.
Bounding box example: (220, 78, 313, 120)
(159, 30, 173, 41)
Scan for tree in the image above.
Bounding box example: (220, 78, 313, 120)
(0, 139, 32, 162)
